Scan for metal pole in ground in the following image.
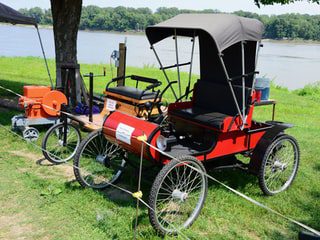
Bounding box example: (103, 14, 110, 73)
(134, 140, 144, 239)
(89, 72, 93, 122)
(117, 42, 127, 86)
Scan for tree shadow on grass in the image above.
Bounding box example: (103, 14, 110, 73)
(266, 189, 320, 240)
(0, 78, 27, 96)
(205, 156, 260, 196)
(0, 79, 28, 126)
(313, 163, 320, 172)
(294, 190, 320, 231)
(0, 108, 20, 126)
(63, 160, 158, 207)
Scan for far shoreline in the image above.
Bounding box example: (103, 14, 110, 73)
(1, 23, 320, 44)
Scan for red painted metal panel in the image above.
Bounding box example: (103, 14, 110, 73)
(103, 111, 160, 160)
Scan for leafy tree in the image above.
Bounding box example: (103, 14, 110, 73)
(254, 0, 319, 7)
(19, 6, 320, 41)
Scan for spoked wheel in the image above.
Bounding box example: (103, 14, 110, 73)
(42, 123, 81, 164)
(149, 155, 208, 235)
(258, 134, 300, 196)
(73, 129, 127, 189)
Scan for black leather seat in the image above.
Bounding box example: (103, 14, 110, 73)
(106, 86, 157, 100)
(172, 107, 228, 129)
(170, 81, 251, 129)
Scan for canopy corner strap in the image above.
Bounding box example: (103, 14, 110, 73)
(0, 2, 53, 89)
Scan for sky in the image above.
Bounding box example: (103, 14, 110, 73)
(1, 0, 319, 15)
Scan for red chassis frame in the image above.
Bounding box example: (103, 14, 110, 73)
(103, 90, 271, 165)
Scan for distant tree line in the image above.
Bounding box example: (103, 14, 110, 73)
(19, 6, 320, 41)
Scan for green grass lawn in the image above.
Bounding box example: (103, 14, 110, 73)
(0, 56, 319, 239)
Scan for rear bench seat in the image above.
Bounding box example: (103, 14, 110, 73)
(170, 81, 251, 130)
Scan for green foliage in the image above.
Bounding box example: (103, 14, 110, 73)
(294, 81, 320, 101)
(255, 0, 319, 7)
(19, 6, 320, 40)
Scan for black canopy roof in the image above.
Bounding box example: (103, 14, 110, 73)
(0, 2, 37, 26)
(146, 14, 263, 53)
(146, 14, 264, 87)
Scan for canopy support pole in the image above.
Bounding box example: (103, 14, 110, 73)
(218, 54, 244, 127)
(186, 32, 195, 99)
(241, 41, 247, 128)
(251, 41, 262, 94)
(36, 25, 53, 89)
(174, 29, 181, 98)
(151, 45, 178, 101)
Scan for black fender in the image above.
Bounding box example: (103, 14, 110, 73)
(248, 121, 293, 174)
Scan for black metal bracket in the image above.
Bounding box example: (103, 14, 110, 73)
(160, 62, 191, 70)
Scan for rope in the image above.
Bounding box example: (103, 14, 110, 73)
(133, 139, 144, 239)
(2, 83, 319, 237)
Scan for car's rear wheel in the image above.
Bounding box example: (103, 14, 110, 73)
(258, 134, 300, 195)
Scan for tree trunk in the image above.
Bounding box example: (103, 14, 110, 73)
(51, 0, 82, 107)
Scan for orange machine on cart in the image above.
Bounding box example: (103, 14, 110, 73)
(11, 85, 67, 141)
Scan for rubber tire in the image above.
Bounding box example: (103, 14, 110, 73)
(148, 155, 208, 236)
(42, 123, 81, 164)
(73, 129, 126, 189)
(258, 134, 300, 196)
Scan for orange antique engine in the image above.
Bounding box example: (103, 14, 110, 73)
(11, 86, 67, 141)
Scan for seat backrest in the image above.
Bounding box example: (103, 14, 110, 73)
(193, 80, 251, 116)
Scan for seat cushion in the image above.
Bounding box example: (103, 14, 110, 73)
(106, 86, 157, 100)
(171, 107, 229, 129)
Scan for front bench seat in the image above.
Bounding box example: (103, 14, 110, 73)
(106, 86, 157, 100)
(170, 81, 251, 130)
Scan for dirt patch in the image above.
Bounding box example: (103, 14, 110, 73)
(10, 150, 42, 162)
(55, 163, 75, 180)
(10, 150, 75, 181)
(0, 213, 34, 240)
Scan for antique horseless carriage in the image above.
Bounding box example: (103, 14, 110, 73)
(48, 14, 300, 235)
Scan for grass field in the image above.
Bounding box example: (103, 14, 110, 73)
(0, 56, 319, 240)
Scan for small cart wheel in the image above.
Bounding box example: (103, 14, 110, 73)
(148, 155, 207, 235)
(73, 129, 126, 189)
(23, 127, 39, 142)
(42, 123, 81, 164)
(258, 134, 300, 196)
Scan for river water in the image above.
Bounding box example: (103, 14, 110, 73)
(1, 25, 319, 89)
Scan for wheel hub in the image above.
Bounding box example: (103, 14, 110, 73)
(58, 139, 64, 146)
(273, 160, 287, 171)
(96, 155, 106, 164)
(172, 189, 188, 202)
(23, 127, 39, 142)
